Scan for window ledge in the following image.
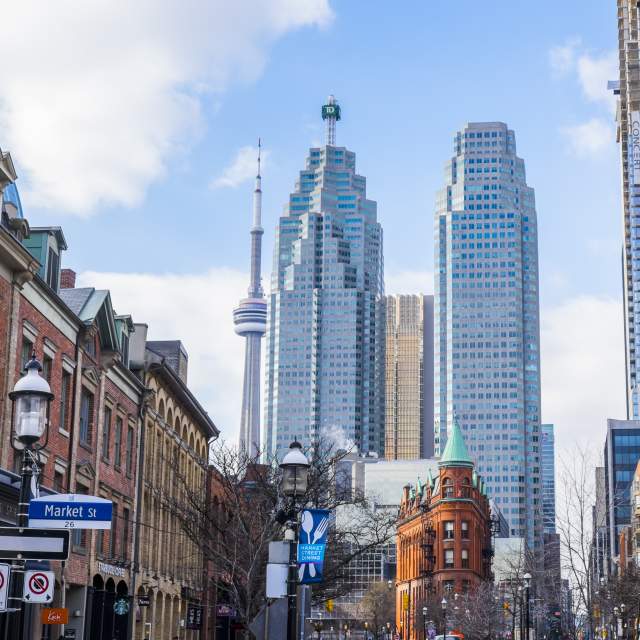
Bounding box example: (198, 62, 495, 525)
(58, 428, 70, 438)
(79, 442, 93, 453)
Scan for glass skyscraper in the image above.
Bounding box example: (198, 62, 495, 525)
(541, 423, 556, 534)
(434, 122, 542, 547)
(264, 97, 384, 458)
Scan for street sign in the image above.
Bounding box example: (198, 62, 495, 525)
(0, 527, 69, 560)
(41, 608, 68, 624)
(29, 494, 112, 529)
(137, 595, 150, 607)
(114, 598, 130, 615)
(23, 570, 54, 603)
(0, 563, 9, 611)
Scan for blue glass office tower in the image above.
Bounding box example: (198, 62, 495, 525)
(541, 424, 556, 534)
(264, 97, 384, 458)
(434, 122, 542, 547)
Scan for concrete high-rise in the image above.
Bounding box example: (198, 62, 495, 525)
(434, 122, 542, 546)
(541, 423, 556, 534)
(264, 96, 384, 458)
(233, 143, 267, 457)
(615, 1, 640, 418)
(384, 294, 434, 459)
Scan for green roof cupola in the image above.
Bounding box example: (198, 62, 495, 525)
(438, 417, 474, 468)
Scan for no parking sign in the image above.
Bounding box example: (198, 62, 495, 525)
(0, 563, 9, 611)
(23, 570, 54, 603)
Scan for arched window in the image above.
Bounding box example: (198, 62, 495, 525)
(443, 477, 454, 498)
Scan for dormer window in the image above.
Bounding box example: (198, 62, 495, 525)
(46, 247, 60, 291)
(121, 332, 129, 368)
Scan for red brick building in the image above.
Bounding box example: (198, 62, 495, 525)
(396, 420, 492, 638)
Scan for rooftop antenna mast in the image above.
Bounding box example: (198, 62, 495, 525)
(321, 95, 341, 146)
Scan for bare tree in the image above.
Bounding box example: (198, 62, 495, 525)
(358, 581, 396, 635)
(160, 439, 397, 636)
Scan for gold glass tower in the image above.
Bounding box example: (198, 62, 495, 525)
(384, 295, 433, 459)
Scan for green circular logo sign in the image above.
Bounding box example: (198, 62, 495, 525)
(114, 598, 130, 615)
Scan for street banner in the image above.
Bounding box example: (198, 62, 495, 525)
(296, 508, 330, 584)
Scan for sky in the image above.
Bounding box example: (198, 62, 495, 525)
(0, 1, 625, 462)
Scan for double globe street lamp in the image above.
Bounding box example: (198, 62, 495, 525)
(7, 353, 54, 640)
(280, 440, 311, 640)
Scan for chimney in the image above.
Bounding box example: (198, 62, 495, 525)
(60, 269, 76, 289)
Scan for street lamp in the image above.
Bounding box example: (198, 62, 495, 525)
(8, 353, 53, 640)
(523, 573, 532, 640)
(423, 606, 428, 640)
(280, 440, 311, 640)
(442, 597, 448, 639)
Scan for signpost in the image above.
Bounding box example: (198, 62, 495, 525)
(0, 563, 9, 611)
(0, 527, 69, 560)
(28, 494, 113, 529)
(23, 570, 55, 603)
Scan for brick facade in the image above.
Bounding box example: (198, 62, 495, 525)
(395, 426, 492, 639)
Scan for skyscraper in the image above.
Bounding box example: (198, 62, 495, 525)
(384, 294, 434, 459)
(233, 143, 267, 457)
(541, 423, 556, 534)
(434, 122, 542, 546)
(264, 96, 384, 458)
(615, 0, 640, 418)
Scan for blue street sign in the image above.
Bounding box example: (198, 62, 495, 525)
(297, 508, 330, 584)
(28, 494, 112, 530)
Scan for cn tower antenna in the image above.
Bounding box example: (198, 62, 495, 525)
(321, 94, 341, 146)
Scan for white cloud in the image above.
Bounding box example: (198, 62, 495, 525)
(211, 145, 269, 189)
(385, 270, 433, 295)
(560, 118, 614, 156)
(549, 38, 581, 76)
(78, 268, 248, 444)
(0, 1, 332, 215)
(576, 50, 617, 113)
(540, 295, 626, 454)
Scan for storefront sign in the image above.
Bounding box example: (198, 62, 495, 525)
(64, 629, 76, 639)
(137, 595, 150, 607)
(297, 508, 330, 584)
(186, 605, 203, 630)
(97, 561, 125, 577)
(41, 608, 69, 625)
(114, 598, 130, 615)
(216, 604, 236, 617)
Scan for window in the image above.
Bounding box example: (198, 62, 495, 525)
(444, 521, 455, 540)
(21, 337, 32, 371)
(461, 521, 469, 539)
(79, 389, 94, 445)
(125, 427, 134, 475)
(42, 355, 52, 383)
(59, 371, 71, 433)
(461, 549, 469, 568)
(102, 407, 112, 460)
(46, 247, 60, 291)
(114, 417, 123, 468)
(110, 504, 118, 557)
(53, 471, 64, 493)
(444, 549, 454, 568)
(443, 477, 454, 498)
(83, 336, 96, 358)
(121, 333, 130, 367)
(122, 508, 130, 558)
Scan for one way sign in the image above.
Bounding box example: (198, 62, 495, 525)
(23, 570, 54, 603)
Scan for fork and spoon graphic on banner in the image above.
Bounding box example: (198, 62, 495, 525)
(298, 511, 329, 581)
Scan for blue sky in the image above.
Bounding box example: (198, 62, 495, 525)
(2, 1, 625, 452)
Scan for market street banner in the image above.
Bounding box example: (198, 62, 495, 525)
(297, 509, 330, 584)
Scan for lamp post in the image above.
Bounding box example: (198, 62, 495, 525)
(523, 573, 532, 640)
(442, 597, 448, 639)
(7, 354, 53, 640)
(280, 440, 310, 640)
(423, 606, 428, 640)
(518, 586, 524, 640)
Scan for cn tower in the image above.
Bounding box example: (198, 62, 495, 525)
(233, 141, 267, 457)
